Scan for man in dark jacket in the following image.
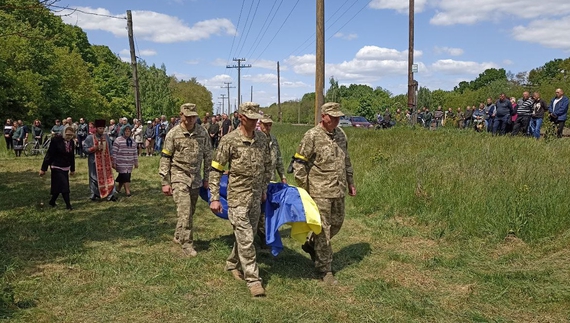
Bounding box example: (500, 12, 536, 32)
(548, 88, 569, 138)
(492, 93, 513, 135)
(209, 116, 220, 149)
(529, 92, 547, 139)
(512, 92, 534, 136)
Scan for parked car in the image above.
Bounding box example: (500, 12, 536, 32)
(349, 116, 373, 128)
(339, 116, 352, 127)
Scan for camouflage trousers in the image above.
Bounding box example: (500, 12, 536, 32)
(310, 197, 345, 273)
(226, 203, 262, 287)
(172, 183, 199, 249)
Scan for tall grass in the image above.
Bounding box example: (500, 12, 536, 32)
(1, 125, 570, 322)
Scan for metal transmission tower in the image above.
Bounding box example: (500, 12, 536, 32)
(226, 58, 251, 107)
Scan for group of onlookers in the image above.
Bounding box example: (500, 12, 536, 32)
(388, 88, 568, 139)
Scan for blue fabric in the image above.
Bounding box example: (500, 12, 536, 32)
(199, 174, 229, 219)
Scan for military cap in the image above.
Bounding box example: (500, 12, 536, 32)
(180, 103, 199, 117)
(238, 102, 263, 119)
(260, 114, 274, 124)
(321, 102, 344, 117)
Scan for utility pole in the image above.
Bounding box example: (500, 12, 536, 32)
(250, 86, 253, 102)
(221, 82, 235, 114)
(127, 10, 141, 121)
(277, 61, 282, 122)
(226, 58, 251, 107)
(407, 0, 417, 125)
(219, 94, 227, 114)
(315, 0, 325, 125)
(217, 102, 222, 115)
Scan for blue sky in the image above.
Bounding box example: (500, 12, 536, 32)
(55, 0, 570, 111)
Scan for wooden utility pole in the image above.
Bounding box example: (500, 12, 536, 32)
(407, 0, 417, 124)
(127, 10, 141, 121)
(219, 94, 227, 114)
(221, 82, 235, 114)
(250, 85, 253, 102)
(315, 0, 325, 125)
(226, 58, 251, 107)
(277, 61, 282, 122)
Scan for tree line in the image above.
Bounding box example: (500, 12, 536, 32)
(0, 0, 213, 125)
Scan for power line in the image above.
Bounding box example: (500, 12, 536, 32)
(231, 0, 255, 60)
(51, 4, 127, 20)
(246, 0, 285, 62)
(235, 0, 261, 58)
(226, 0, 246, 65)
(294, 0, 370, 56)
(252, 0, 300, 64)
(243, 0, 279, 60)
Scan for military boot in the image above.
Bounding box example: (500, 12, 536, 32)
(249, 282, 266, 297)
(321, 272, 338, 285)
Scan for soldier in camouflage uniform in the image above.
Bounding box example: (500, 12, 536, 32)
(209, 102, 272, 297)
(256, 114, 287, 248)
(159, 103, 212, 257)
(292, 102, 357, 285)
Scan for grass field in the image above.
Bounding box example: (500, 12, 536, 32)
(1, 125, 570, 322)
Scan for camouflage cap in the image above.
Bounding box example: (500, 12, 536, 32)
(238, 102, 263, 119)
(321, 102, 344, 117)
(180, 103, 199, 117)
(260, 114, 274, 124)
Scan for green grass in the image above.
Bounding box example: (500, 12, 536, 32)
(1, 125, 570, 322)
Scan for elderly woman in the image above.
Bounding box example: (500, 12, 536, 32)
(132, 119, 144, 156)
(40, 127, 76, 210)
(112, 124, 138, 197)
(12, 122, 25, 157)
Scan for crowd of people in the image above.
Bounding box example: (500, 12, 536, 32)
(381, 88, 568, 138)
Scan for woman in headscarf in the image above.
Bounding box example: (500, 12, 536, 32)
(112, 124, 138, 197)
(39, 127, 76, 210)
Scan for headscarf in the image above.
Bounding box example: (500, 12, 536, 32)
(122, 124, 133, 147)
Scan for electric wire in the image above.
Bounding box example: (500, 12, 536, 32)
(51, 4, 127, 19)
(235, 0, 261, 58)
(243, 0, 279, 60)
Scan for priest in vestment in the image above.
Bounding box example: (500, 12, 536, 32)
(82, 119, 117, 201)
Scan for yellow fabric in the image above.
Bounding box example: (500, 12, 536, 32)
(289, 186, 322, 244)
(161, 149, 172, 157)
(211, 160, 225, 171)
(294, 153, 308, 162)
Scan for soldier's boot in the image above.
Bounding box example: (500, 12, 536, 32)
(230, 269, 244, 281)
(301, 241, 316, 262)
(321, 272, 338, 285)
(249, 282, 266, 297)
(257, 231, 269, 250)
(181, 245, 197, 257)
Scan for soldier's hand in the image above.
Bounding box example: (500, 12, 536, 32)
(202, 180, 209, 189)
(281, 177, 287, 184)
(349, 185, 357, 196)
(162, 185, 173, 196)
(210, 200, 222, 214)
(262, 192, 267, 203)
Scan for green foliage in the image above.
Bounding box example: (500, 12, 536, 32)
(170, 77, 213, 118)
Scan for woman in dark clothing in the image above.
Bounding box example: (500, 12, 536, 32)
(12, 123, 24, 157)
(40, 127, 76, 210)
(31, 119, 43, 145)
(4, 119, 13, 150)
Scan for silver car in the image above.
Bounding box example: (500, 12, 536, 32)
(339, 116, 352, 127)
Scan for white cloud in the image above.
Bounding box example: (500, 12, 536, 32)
(503, 59, 514, 66)
(431, 59, 499, 75)
(334, 33, 358, 41)
(281, 81, 310, 88)
(252, 59, 286, 71)
(211, 58, 229, 67)
(434, 46, 464, 56)
(243, 74, 278, 83)
(285, 46, 427, 84)
(200, 74, 234, 92)
(185, 60, 200, 65)
(512, 17, 570, 51)
(369, 0, 427, 13)
(355, 46, 422, 61)
(430, 0, 570, 26)
(57, 7, 236, 43)
(120, 49, 157, 57)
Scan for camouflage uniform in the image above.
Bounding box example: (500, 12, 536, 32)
(258, 117, 286, 242)
(159, 104, 212, 253)
(209, 103, 272, 287)
(293, 102, 354, 275)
